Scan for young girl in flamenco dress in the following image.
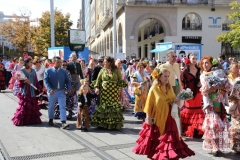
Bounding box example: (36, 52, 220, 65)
(133, 68, 195, 160)
(12, 57, 42, 126)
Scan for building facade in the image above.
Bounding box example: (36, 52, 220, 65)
(86, 0, 239, 60)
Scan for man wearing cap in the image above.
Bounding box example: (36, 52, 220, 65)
(91, 56, 104, 82)
(67, 52, 83, 93)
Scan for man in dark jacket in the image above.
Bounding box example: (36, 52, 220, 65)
(91, 56, 104, 82)
(91, 56, 104, 105)
(67, 52, 83, 92)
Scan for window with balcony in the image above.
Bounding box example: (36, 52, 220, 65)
(222, 16, 238, 31)
(182, 13, 202, 30)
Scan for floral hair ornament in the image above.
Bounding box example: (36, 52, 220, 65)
(176, 58, 181, 63)
(23, 55, 29, 60)
(183, 58, 190, 65)
(212, 58, 218, 66)
(151, 68, 162, 80)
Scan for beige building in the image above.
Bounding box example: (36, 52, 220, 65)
(87, 0, 239, 60)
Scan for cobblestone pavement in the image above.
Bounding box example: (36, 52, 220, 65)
(0, 90, 240, 160)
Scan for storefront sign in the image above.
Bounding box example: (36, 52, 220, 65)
(208, 17, 221, 28)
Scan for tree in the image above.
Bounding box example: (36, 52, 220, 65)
(0, 10, 36, 53)
(33, 9, 73, 56)
(216, 1, 240, 48)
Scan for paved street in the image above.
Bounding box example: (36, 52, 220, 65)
(0, 90, 240, 160)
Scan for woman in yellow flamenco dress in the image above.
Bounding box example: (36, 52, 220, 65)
(131, 62, 151, 120)
(133, 68, 195, 160)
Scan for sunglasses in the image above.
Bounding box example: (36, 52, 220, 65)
(99, 61, 103, 63)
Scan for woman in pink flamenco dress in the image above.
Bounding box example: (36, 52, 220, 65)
(132, 68, 195, 160)
(12, 57, 42, 126)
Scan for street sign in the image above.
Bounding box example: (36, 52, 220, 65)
(68, 29, 86, 52)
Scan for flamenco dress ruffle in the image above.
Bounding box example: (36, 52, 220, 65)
(152, 109, 195, 160)
(229, 117, 240, 152)
(181, 107, 205, 137)
(133, 106, 195, 160)
(91, 80, 127, 130)
(181, 93, 204, 137)
(202, 104, 231, 152)
(12, 92, 42, 126)
(132, 123, 160, 159)
(0, 71, 6, 90)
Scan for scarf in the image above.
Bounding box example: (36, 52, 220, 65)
(21, 69, 36, 97)
(135, 71, 150, 89)
(144, 84, 176, 135)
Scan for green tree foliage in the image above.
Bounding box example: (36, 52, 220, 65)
(33, 9, 73, 56)
(217, 1, 240, 48)
(0, 10, 36, 53)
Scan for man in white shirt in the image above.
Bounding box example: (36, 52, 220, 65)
(4, 57, 12, 88)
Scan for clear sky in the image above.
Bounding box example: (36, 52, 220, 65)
(1, 0, 82, 28)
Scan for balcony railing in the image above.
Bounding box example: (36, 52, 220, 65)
(182, 23, 202, 30)
(135, 0, 172, 4)
(180, 0, 208, 4)
(222, 23, 231, 31)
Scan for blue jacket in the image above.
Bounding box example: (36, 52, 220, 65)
(44, 67, 72, 92)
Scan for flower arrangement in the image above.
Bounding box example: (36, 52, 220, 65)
(15, 71, 37, 90)
(176, 88, 194, 101)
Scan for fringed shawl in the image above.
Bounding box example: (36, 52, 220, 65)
(144, 84, 176, 135)
(21, 69, 37, 97)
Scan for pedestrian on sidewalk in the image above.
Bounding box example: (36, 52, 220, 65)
(12, 57, 42, 126)
(76, 84, 97, 131)
(0, 58, 6, 92)
(44, 56, 72, 129)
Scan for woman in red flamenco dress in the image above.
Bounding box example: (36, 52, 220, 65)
(180, 53, 205, 137)
(12, 57, 42, 126)
(133, 68, 195, 160)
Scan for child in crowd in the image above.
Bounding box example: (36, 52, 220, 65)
(76, 84, 97, 131)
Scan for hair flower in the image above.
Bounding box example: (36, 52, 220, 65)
(183, 58, 190, 65)
(151, 68, 161, 80)
(212, 58, 217, 66)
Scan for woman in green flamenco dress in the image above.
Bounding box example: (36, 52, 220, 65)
(91, 56, 127, 130)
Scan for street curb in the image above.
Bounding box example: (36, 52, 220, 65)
(0, 140, 10, 160)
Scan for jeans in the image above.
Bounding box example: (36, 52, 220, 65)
(48, 90, 66, 121)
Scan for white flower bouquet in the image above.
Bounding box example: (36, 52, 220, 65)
(14, 71, 37, 90)
(176, 88, 194, 101)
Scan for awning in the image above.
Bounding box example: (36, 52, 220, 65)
(150, 42, 173, 53)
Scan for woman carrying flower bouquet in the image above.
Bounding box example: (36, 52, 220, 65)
(91, 56, 127, 130)
(131, 62, 151, 120)
(180, 53, 205, 138)
(133, 68, 195, 160)
(199, 56, 231, 156)
(0, 58, 6, 92)
(12, 57, 42, 126)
